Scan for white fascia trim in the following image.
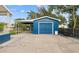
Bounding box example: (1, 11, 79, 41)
(3, 5, 12, 15)
(18, 19, 34, 22)
(35, 16, 61, 22)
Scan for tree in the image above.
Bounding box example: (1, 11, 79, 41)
(49, 5, 79, 35)
(26, 5, 65, 24)
(27, 11, 37, 19)
(76, 16, 79, 28)
(69, 15, 79, 28)
(37, 6, 58, 18)
(63, 5, 79, 35)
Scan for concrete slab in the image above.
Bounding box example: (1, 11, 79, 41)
(0, 33, 79, 53)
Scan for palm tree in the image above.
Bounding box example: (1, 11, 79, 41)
(27, 10, 36, 19)
(37, 6, 58, 18)
(27, 5, 65, 23)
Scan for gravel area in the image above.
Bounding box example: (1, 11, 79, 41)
(0, 33, 79, 53)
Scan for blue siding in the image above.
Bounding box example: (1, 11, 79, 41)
(33, 20, 38, 34)
(53, 20, 59, 34)
(33, 17, 59, 34)
(0, 33, 10, 44)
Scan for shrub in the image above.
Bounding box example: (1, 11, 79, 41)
(0, 23, 5, 31)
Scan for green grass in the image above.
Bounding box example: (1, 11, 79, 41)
(10, 30, 17, 35)
(10, 30, 24, 35)
(0, 46, 4, 49)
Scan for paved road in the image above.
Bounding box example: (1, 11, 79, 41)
(0, 33, 79, 53)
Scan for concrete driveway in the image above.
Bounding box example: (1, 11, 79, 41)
(0, 33, 79, 53)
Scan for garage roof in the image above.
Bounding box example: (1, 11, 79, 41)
(36, 16, 61, 21)
(19, 16, 61, 24)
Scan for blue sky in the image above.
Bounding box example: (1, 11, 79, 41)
(7, 5, 39, 24)
(0, 5, 79, 24)
(6, 5, 38, 18)
(0, 5, 40, 24)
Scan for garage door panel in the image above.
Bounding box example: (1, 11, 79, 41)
(39, 23, 52, 34)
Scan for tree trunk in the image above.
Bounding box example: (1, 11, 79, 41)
(72, 5, 77, 36)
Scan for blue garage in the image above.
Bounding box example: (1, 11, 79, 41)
(33, 16, 60, 35)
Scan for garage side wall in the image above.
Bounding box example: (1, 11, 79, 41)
(33, 20, 38, 34)
(53, 20, 59, 34)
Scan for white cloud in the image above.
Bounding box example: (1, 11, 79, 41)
(10, 8, 17, 11)
(36, 5, 43, 8)
(20, 10, 26, 13)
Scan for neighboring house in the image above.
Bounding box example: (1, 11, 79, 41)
(0, 5, 12, 32)
(0, 5, 12, 16)
(0, 5, 12, 44)
(19, 16, 60, 35)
